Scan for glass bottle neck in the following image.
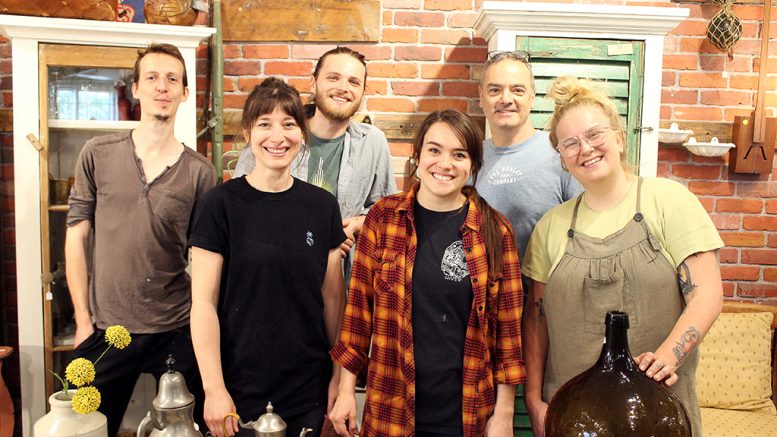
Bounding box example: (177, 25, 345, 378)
(596, 322, 638, 372)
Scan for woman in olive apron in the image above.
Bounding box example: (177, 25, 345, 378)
(521, 76, 724, 437)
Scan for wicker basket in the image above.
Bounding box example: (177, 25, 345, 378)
(145, 0, 197, 26)
(0, 0, 117, 21)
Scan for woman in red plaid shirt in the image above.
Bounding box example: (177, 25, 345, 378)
(329, 110, 526, 437)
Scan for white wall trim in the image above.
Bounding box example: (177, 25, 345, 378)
(475, 1, 689, 176)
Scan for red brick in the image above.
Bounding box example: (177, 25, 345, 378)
(765, 268, 777, 282)
(382, 28, 419, 43)
(727, 56, 751, 73)
(448, 12, 477, 28)
(395, 46, 442, 61)
(743, 216, 777, 231)
(418, 98, 468, 113)
(671, 164, 720, 179)
(722, 281, 735, 297)
(382, 0, 421, 8)
(224, 61, 260, 76)
(769, 234, 777, 248)
(698, 197, 714, 213)
(766, 199, 777, 214)
(698, 55, 724, 71)
(716, 198, 763, 213)
(383, 11, 393, 25)
(368, 63, 418, 78)
(679, 37, 718, 54)
(288, 78, 312, 94)
(422, 64, 470, 79)
(390, 141, 413, 157)
(223, 44, 242, 59)
(367, 97, 416, 112)
(679, 72, 727, 88)
(243, 45, 289, 59)
(725, 107, 757, 120)
(224, 93, 248, 109)
(731, 5, 762, 20)
(700, 90, 752, 106)
(394, 11, 445, 27)
(710, 214, 740, 230)
(442, 82, 480, 98)
(237, 77, 263, 92)
(345, 45, 392, 61)
(424, 0, 471, 10)
(656, 162, 671, 178)
(291, 44, 337, 61)
(223, 77, 237, 92)
(445, 47, 487, 63)
(719, 248, 739, 263)
(729, 74, 758, 90)
(720, 232, 765, 247)
(720, 265, 761, 281)
(658, 147, 690, 162)
(672, 106, 724, 121)
(662, 71, 677, 87)
(366, 80, 388, 95)
(391, 81, 439, 96)
(421, 29, 471, 45)
(663, 36, 679, 53)
(671, 20, 708, 36)
(737, 284, 777, 299)
(738, 182, 777, 198)
(742, 249, 777, 265)
(264, 61, 313, 76)
(740, 22, 759, 39)
(661, 89, 698, 104)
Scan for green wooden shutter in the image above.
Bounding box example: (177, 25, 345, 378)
(516, 37, 645, 168)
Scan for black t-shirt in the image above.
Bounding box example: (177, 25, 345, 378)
(412, 201, 472, 435)
(189, 177, 346, 418)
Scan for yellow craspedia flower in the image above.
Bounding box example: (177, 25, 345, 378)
(71, 386, 101, 415)
(105, 325, 131, 349)
(65, 358, 95, 387)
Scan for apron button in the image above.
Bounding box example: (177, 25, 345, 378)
(635, 212, 644, 222)
(567, 229, 575, 238)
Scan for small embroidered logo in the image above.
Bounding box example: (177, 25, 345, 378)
(306, 231, 314, 247)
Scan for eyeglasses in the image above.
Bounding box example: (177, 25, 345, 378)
(558, 126, 613, 158)
(485, 50, 531, 66)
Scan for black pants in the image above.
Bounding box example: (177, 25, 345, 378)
(72, 325, 204, 437)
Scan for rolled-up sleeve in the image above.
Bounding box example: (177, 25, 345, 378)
(330, 205, 382, 377)
(67, 142, 97, 227)
(493, 224, 526, 385)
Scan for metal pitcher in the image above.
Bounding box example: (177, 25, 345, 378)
(137, 356, 202, 437)
(223, 402, 312, 437)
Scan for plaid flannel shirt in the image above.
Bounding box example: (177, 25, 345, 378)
(331, 187, 526, 436)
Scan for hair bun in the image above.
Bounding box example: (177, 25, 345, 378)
(547, 76, 596, 108)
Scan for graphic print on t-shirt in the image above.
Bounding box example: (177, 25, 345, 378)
(306, 231, 314, 247)
(487, 165, 524, 186)
(441, 240, 469, 282)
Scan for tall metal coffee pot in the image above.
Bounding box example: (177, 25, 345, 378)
(223, 403, 312, 437)
(137, 357, 202, 437)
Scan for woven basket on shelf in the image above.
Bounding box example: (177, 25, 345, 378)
(0, 0, 117, 21)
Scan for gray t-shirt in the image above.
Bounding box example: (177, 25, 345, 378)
(67, 131, 217, 333)
(475, 130, 582, 262)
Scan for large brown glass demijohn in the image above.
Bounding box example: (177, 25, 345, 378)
(545, 311, 692, 437)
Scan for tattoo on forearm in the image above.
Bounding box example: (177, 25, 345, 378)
(535, 298, 544, 316)
(672, 326, 700, 366)
(677, 262, 697, 297)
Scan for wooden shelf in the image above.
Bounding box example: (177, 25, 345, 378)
(49, 119, 139, 131)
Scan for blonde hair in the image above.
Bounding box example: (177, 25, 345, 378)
(546, 76, 628, 166)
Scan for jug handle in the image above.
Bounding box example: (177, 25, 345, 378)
(137, 411, 161, 437)
(223, 412, 241, 436)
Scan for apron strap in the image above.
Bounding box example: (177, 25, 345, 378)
(634, 176, 644, 222)
(567, 195, 585, 238)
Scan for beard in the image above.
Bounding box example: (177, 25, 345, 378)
(153, 113, 171, 122)
(314, 92, 360, 122)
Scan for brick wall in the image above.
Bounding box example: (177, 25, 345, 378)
(0, 0, 775, 431)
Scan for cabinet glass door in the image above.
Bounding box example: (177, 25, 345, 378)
(39, 44, 139, 398)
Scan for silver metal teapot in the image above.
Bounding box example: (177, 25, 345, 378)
(223, 402, 312, 437)
(137, 356, 202, 437)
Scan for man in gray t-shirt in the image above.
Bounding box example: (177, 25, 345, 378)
(475, 52, 581, 267)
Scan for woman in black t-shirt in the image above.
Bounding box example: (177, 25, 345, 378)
(190, 78, 346, 437)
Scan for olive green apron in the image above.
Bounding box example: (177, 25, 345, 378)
(543, 177, 701, 435)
